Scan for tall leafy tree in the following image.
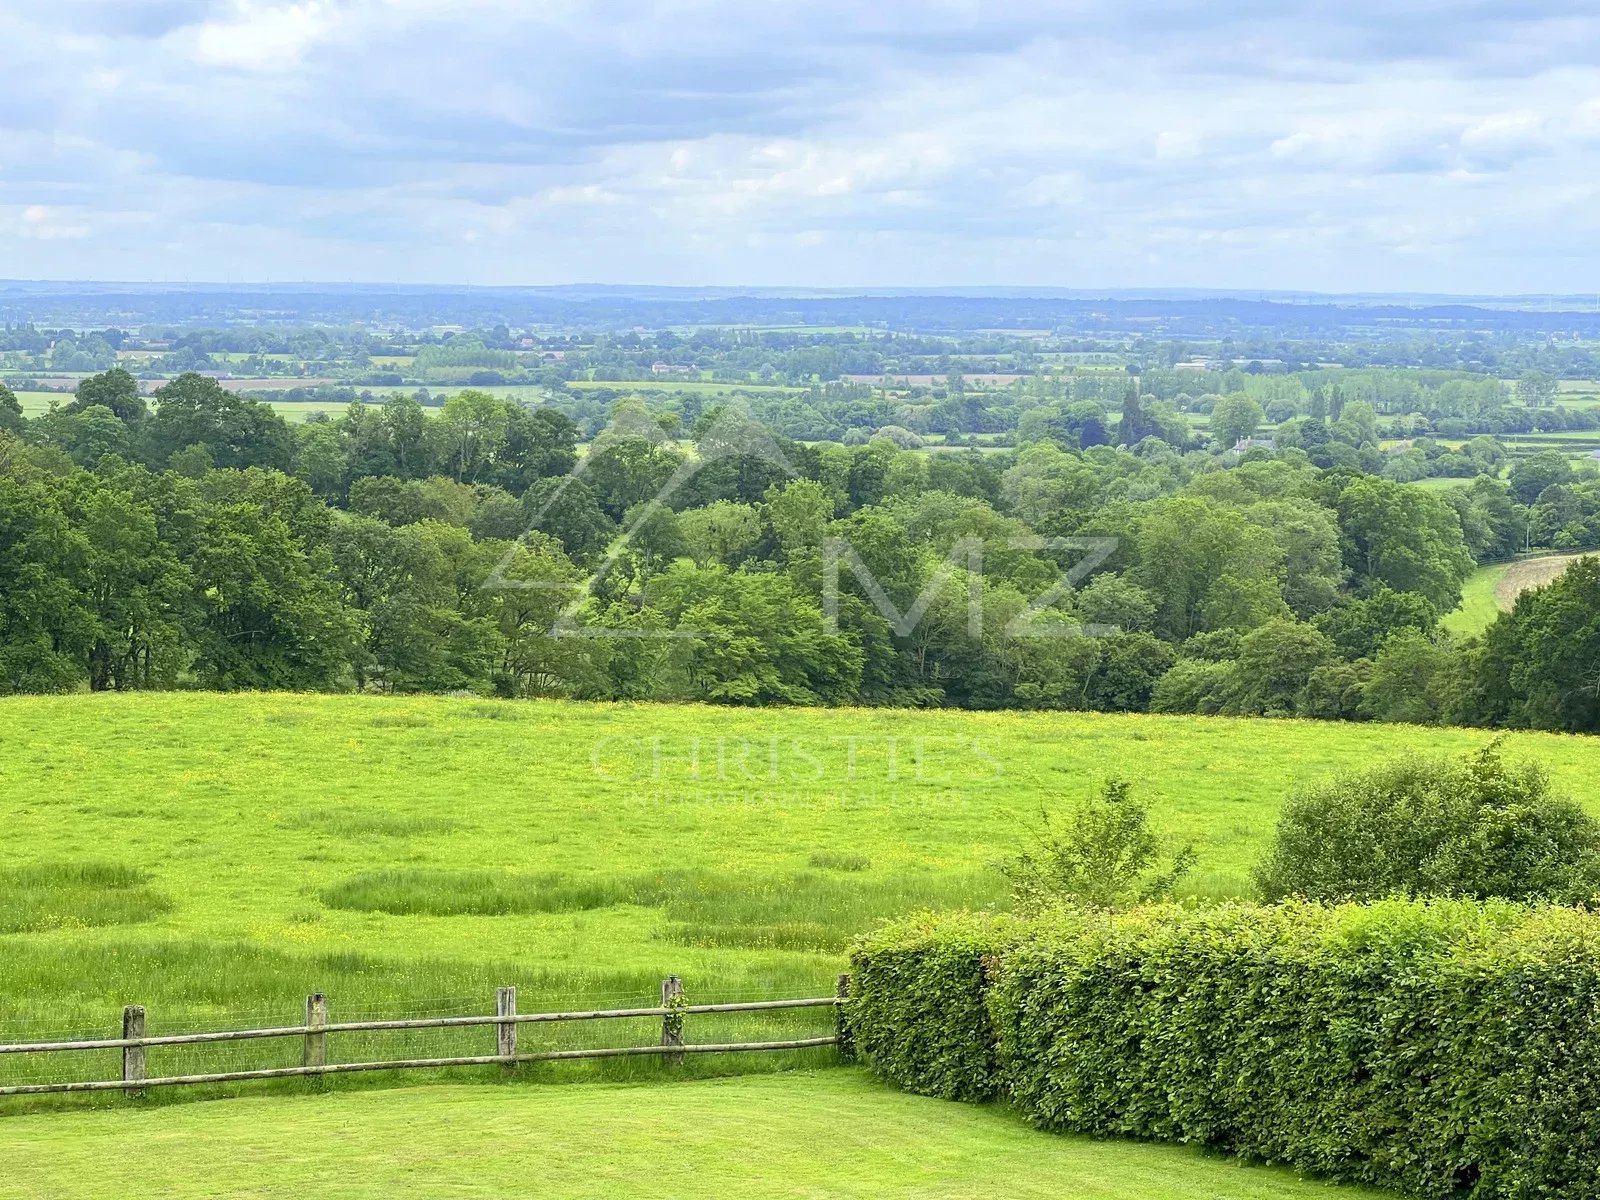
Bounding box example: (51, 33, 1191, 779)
(1335, 476, 1474, 614)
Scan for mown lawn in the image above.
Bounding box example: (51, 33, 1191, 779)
(0, 693, 1592, 1103)
(0, 1069, 1381, 1199)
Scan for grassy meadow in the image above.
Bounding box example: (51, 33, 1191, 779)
(1441, 562, 1510, 636)
(12, 391, 64, 417)
(0, 1070, 1383, 1199)
(1442, 551, 1596, 636)
(0, 692, 1593, 1106)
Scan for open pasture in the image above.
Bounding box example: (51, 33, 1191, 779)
(0, 691, 1593, 1109)
(11, 391, 65, 416)
(567, 378, 806, 394)
(1443, 550, 1596, 637)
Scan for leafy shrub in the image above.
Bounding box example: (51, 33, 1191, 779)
(854, 902, 1600, 1198)
(846, 911, 1013, 1100)
(1000, 778, 1194, 913)
(1255, 742, 1600, 904)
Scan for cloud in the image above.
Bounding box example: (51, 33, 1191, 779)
(15, 205, 92, 240)
(181, 0, 331, 72)
(2, 2, 1600, 290)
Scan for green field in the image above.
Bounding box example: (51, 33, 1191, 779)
(12, 390, 64, 416)
(1442, 562, 1510, 636)
(0, 1070, 1380, 1199)
(1442, 552, 1596, 637)
(0, 692, 1594, 1110)
(568, 378, 806, 394)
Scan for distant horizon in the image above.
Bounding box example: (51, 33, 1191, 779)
(4, 279, 1600, 308)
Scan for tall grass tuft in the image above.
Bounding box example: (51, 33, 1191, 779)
(0, 864, 172, 934)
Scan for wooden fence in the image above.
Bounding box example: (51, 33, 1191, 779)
(0, 974, 851, 1097)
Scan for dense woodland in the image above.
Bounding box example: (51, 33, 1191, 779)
(2, 360, 1597, 732)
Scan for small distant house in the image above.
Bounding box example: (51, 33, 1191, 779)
(1233, 436, 1277, 452)
(650, 362, 698, 376)
(1590, 449, 1600, 461)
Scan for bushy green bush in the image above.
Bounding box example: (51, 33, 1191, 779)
(853, 902, 1600, 1198)
(1255, 742, 1600, 904)
(1000, 778, 1195, 914)
(845, 911, 1012, 1100)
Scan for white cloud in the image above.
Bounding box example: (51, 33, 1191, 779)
(183, 1, 331, 72)
(2, 2, 1600, 290)
(15, 204, 91, 240)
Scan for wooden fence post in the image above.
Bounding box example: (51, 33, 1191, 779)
(121, 1005, 146, 1096)
(496, 986, 517, 1069)
(304, 993, 328, 1070)
(660, 975, 684, 1066)
(835, 972, 853, 1062)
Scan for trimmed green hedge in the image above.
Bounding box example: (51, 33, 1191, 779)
(849, 902, 1600, 1199)
(845, 911, 1014, 1101)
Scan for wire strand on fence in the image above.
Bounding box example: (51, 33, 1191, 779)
(0, 1038, 842, 1096)
(0, 997, 838, 1055)
(0, 985, 849, 1097)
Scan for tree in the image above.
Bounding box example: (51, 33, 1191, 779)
(1132, 496, 1288, 640)
(0, 477, 94, 692)
(1211, 394, 1265, 449)
(142, 373, 294, 470)
(0, 384, 22, 433)
(1508, 450, 1575, 506)
(68, 368, 146, 422)
(380, 393, 428, 477)
(1085, 632, 1176, 711)
(1360, 629, 1450, 724)
(66, 475, 190, 690)
(184, 480, 355, 690)
(521, 476, 616, 564)
(999, 443, 1100, 527)
(1335, 476, 1475, 614)
(678, 500, 762, 567)
(432, 389, 509, 482)
(1475, 556, 1600, 731)
(1255, 743, 1600, 904)
(644, 561, 862, 704)
(1118, 386, 1146, 446)
(1313, 586, 1439, 660)
(1002, 778, 1195, 913)
(294, 421, 348, 499)
(582, 434, 684, 520)
(1515, 370, 1559, 409)
(1219, 619, 1336, 716)
(1245, 498, 1344, 617)
(1074, 573, 1158, 633)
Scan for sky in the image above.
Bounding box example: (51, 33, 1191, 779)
(4, 2, 1600, 292)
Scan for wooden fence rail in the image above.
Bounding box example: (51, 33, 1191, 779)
(0, 975, 851, 1098)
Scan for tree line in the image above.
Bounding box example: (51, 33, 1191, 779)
(0, 369, 1595, 732)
